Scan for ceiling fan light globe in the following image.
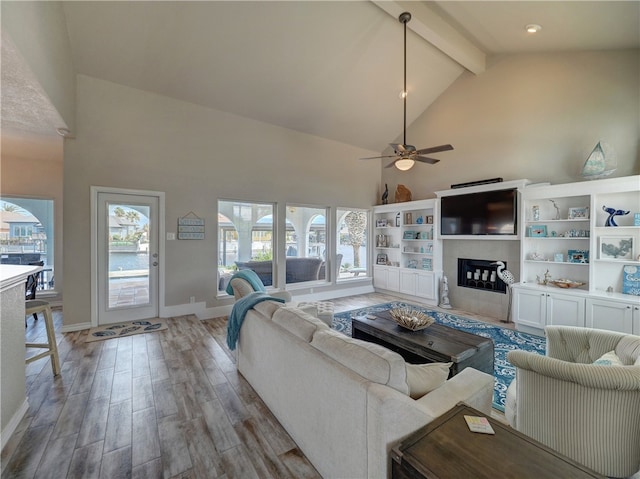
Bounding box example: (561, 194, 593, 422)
(395, 158, 415, 171)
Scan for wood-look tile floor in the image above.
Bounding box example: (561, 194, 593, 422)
(2, 293, 511, 479)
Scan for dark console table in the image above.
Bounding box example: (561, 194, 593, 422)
(391, 403, 604, 479)
(351, 310, 493, 376)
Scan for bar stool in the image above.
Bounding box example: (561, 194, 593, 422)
(25, 299, 60, 376)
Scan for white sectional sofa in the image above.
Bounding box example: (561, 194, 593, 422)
(236, 301, 495, 479)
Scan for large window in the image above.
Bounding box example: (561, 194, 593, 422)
(337, 208, 369, 280)
(218, 200, 274, 292)
(0, 197, 55, 290)
(285, 205, 327, 285)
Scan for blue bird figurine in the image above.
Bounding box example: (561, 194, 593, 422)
(603, 205, 630, 226)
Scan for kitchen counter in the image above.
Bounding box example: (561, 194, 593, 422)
(0, 264, 42, 448)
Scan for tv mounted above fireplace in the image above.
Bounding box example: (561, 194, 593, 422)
(440, 188, 517, 236)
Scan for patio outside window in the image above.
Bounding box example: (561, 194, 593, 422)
(285, 205, 327, 285)
(337, 208, 369, 280)
(217, 200, 275, 292)
(0, 197, 55, 291)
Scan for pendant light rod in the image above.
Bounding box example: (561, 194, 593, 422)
(399, 12, 411, 147)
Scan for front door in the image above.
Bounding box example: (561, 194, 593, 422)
(95, 190, 161, 325)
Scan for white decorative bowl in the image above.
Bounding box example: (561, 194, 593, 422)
(550, 279, 586, 289)
(389, 308, 435, 331)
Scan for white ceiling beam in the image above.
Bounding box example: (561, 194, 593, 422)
(372, 0, 486, 75)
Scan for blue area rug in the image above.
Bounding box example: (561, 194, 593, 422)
(332, 302, 546, 412)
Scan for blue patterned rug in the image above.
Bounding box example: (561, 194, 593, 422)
(332, 302, 545, 412)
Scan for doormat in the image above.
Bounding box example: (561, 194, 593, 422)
(332, 302, 546, 413)
(86, 319, 167, 342)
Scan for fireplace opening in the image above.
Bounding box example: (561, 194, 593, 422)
(457, 258, 507, 294)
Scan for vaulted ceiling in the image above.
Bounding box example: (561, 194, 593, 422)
(2, 1, 639, 155)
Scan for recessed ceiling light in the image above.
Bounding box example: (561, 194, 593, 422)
(399, 90, 407, 99)
(525, 24, 542, 34)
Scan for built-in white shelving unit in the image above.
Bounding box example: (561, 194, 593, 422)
(514, 175, 640, 335)
(372, 199, 441, 303)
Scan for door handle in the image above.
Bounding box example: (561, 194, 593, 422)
(153, 262, 158, 267)
(152, 253, 158, 258)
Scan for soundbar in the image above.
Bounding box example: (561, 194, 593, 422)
(451, 178, 503, 189)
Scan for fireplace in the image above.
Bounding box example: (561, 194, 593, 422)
(457, 258, 507, 294)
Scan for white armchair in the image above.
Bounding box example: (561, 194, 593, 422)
(505, 326, 640, 478)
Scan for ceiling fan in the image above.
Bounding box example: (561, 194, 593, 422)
(360, 12, 453, 171)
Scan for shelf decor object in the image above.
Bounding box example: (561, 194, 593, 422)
(389, 307, 435, 331)
(581, 141, 617, 180)
(568, 207, 589, 219)
(549, 279, 586, 289)
(603, 205, 630, 227)
(404, 212, 413, 224)
(548, 199, 561, 220)
(532, 205, 540, 221)
(600, 237, 633, 260)
(622, 265, 640, 296)
(568, 249, 589, 263)
(528, 225, 547, 237)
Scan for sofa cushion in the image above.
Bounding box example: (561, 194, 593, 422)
(405, 362, 452, 399)
(272, 307, 329, 342)
(253, 300, 283, 319)
(593, 350, 624, 366)
(311, 329, 409, 395)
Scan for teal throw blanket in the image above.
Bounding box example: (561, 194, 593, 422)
(225, 269, 266, 296)
(226, 292, 284, 350)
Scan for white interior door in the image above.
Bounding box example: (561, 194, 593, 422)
(96, 191, 160, 325)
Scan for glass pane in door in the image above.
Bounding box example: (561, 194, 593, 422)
(107, 202, 151, 309)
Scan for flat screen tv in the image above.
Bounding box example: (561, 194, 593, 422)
(440, 188, 517, 236)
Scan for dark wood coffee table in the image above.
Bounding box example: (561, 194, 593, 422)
(391, 403, 604, 478)
(351, 310, 493, 376)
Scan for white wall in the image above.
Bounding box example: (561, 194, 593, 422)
(1, 1, 76, 132)
(382, 49, 640, 198)
(62, 75, 381, 326)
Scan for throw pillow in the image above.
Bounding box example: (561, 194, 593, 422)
(405, 362, 452, 399)
(593, 350, 624, 366)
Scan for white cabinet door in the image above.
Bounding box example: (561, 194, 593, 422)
(399, 270, 417, 295)
(513, 287, 546, 329)
(373, 266, 388, 290)
(374, 266, 400, 292)
(388, 268, 400, 291)
(546, 293, 585, 328)
(416, 271, 436, 300)
(586, 298, 634, 333)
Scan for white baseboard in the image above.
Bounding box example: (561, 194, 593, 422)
(160, 301, 208, 318)
(293, 284, 374, 303)
(196, 304, 234, 320)
(61, 321, 92, 332)
(1, 398, 29, 450)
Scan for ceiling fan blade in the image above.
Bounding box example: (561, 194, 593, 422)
(414, 144, 454, 155)
(360, 155, 399, 160)
(415, 156, 440, 165)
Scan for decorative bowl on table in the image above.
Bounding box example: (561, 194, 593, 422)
(549, 279, 586, 289)
(389, 308, 435, 331)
